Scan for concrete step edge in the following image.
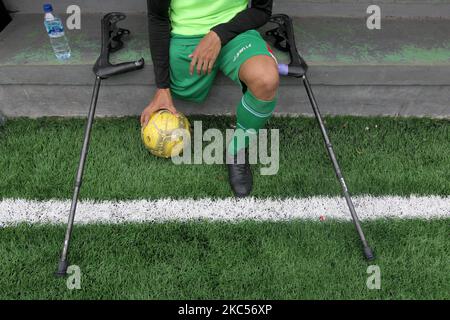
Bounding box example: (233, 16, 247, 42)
(1, 64, 450, 86)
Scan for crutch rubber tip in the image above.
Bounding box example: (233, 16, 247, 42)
(364, 247, 375, 261)
(55, 260, 69, 277)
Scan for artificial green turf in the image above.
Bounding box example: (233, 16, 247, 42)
(0, 116, 449, 200)
(0, 219, 448, 300)
(0, 116, 449, 300)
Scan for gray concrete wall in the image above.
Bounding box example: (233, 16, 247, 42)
(1, 83, 449, 118)
(2, 64, 450, 87)
(4, 0, 450, 17)
(1, 7, 449, 118)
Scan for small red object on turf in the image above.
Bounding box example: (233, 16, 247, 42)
(319, 215, 326, 221)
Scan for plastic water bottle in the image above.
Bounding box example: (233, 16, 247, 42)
(43, 4, 71, 61)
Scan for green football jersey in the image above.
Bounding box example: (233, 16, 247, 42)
(170, 0, 249, 36)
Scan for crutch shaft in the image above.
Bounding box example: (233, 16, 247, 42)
(302, 75, 374, 260)
(56, 77, 102, 276)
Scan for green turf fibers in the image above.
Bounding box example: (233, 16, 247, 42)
(0, 116, 449, 199)
(0, 116, 448, 299)
(0, 220, 448, 299)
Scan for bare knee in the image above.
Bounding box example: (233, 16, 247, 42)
(240, 56, 280, 100)
(250, 72, 279, 100)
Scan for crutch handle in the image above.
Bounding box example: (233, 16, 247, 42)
(278, 64, 289, 76)
(267, 14, 308, 78)
(278, 63, 306, 78)
(93, 12, 145, 79)
(94, 58, 145, 78)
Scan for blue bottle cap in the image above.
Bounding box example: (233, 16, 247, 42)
(43, 4, 53, 13)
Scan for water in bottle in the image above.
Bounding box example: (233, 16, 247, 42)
(43, 4, 71, 61)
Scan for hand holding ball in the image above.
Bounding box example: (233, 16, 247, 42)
(141, 110, 191, 158)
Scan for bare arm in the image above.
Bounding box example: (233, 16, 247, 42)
(142, 0, 177, 127)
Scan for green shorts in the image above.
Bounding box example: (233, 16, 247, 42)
(169, 29, 277, 103)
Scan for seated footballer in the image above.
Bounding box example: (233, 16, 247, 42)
(142, 0, 279, 197)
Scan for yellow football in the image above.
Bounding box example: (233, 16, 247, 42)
(141, 110, 191, 158)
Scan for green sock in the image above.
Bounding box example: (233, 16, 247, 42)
(228, 89, 277, 155)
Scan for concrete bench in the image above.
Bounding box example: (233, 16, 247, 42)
(4, 0, 450, 17)
(1, 11, 449, 117)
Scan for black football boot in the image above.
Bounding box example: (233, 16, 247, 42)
(226, 149, 253, 198)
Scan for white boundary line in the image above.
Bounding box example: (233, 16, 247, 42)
(0, 196, 448, 226)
